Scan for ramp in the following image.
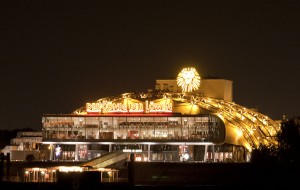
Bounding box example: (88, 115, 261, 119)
(81, 152, 127, 168)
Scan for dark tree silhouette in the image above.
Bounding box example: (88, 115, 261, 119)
(277, 117, 300, 163)
(251, 116, 300, 164)
(250, 144, 279, 163)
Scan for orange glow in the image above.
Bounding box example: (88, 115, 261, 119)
(177, 67, 201, 92)
(86, 99, 172, 113)
(145, 100, 172, 113)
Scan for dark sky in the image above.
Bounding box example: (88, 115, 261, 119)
(1, 0, 299, 131)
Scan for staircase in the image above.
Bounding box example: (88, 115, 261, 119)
(81, 152, 127, 168)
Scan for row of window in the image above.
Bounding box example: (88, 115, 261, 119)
(50, 144, 247, 162)
(43, 115, 225, 142)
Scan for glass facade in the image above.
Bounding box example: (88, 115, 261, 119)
(43, 115, 225, 143)
(43, 114, 224, 142)
(42, 114, 248, 162)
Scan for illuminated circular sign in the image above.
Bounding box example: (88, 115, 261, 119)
(177, 67, 201, 92)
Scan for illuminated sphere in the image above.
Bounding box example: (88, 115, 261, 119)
(177, 67, 201, 92)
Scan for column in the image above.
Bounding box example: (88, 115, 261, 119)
(148, 144, 150, 161)
(204, 145, 208, 162)
(109, 144, 112, 153)
(49, 144, 53, 161)
(75, 144, 79, 161)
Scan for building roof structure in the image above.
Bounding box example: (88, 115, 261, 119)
(72, 89, 280, 151)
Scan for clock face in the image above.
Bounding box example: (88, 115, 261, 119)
(177, 67, 201, 92)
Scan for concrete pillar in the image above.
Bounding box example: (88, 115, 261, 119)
(75, 144, 79, 161)
(204, 145, 208, 162)
(49, 144, 53, 161)
(109, 144, 112, 153)
(100, 171, 102, 182)
(33, 170, 35, 182)
(148, 144, 150, 161)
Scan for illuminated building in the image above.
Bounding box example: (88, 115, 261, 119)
(1, 132, 43, 161)
(42, 67, 280, 163)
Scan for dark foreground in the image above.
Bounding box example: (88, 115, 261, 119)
(1, 162, 299, 190)
(0, 182, 296, 190)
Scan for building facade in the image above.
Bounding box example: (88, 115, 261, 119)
(2, 132, 44, 161)
(42, 68, 280, 163)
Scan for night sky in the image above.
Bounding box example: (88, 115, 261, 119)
(1, 1, 299, 131)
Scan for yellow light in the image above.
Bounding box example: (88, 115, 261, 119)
(236, 129, 243, 138)
(59, 166, 83, 172)
(262, 119, 267, 125)
(33, 168, 40, 171)
(177, 67, 201, 92)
